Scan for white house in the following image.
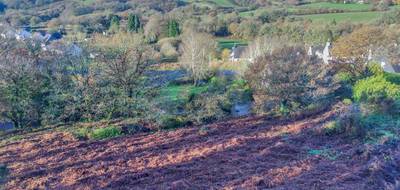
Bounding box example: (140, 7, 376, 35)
(308, 42, 332, 64)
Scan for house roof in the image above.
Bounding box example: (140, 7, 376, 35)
(231, 46, 246, 59)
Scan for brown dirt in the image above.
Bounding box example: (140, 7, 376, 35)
(1, 110, 399, 190)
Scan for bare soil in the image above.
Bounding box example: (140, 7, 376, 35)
(0, 110, 399, 190)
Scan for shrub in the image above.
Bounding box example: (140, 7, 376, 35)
(0, 164, 7, 184)
(121, 124, 151, 135)
(185, 93, 231, 125)
(90, 126, 122, 140)
(332, 104, 366, 138)
(227, 79, 253, 103)
(159, 115, 188, 130)
(342, 99, 353, 105)
(322, 121, 340, 136)
(384, 72, 400, 85)
(353, 75, 400, 104)
(72, 127, 91, 140)
(245, 44, 337, 116)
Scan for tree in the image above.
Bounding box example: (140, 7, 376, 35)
(180, 30, 216, 85)
(144, 14, 163, 43)
(0, 37, 71, 127)
(127, 13, 141, 33)
(245, 45, 337, 115)
(109, 15, 120, 33)
(243, 36, 283, 64)
(221, 49, 231, 62)
(92, 32, 156, 98)
(331, 26, 384, 77)
(167, 20, 180, 37)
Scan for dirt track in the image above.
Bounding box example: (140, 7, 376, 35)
(1, 111, 399, 190)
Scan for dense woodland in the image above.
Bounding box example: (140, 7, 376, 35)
(0, 0, 400, 189)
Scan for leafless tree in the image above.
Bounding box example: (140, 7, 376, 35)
(245, 45, 338, 114)
(179, 29, 217, 85)
(92, 33, 157, 98)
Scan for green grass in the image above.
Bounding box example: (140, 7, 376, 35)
(217, 38, 248, 50)
(297, 11, 385, 23)
(298, 2, 371, 11)
(159, 84, 209, 102)
(239, 10, 256, 17)
(90, 126, 122, 140)
(70, 125, 123, 141)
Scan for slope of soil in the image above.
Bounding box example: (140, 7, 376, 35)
(0, 110, 399, 190)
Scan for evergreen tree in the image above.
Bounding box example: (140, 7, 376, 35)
(168, 20, 180, 37)
(127, 14, 141, 33)
(109, 15, 120, 33)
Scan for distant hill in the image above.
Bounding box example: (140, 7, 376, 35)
(0, 0, 184, 27)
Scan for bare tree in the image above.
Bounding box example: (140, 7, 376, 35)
(243, 37, 283, 63)
(180, 29, 216, 85)
(91, 33, 156, 97)
(144, 14, 164, 43)
(245, 45, 338, 115)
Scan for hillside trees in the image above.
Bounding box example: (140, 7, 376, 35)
(0, 32, 158, 128)
(92, 33, 156, 98)
(245, 45, 337, 115)
(180, 29, 217, 85)
(332, 26, 384, 77)
(0, 37, 74, 127)
(88, 33, 157, 118)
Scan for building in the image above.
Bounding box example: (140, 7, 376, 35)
(230, 45, 247, 62)
(308, 42, 332, 64)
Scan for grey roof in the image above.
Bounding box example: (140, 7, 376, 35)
(232, 46, 246, 59)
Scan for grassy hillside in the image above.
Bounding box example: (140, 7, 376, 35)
(298, 2, 372, 11)
(297, 11, 385, 23)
